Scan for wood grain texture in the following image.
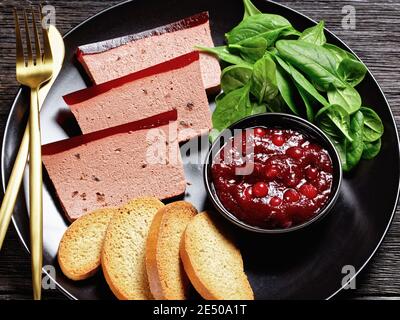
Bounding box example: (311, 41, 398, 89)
(0, 0, 399, 300)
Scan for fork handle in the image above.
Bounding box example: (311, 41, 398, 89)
(29, 87, 43, 301)
(0, 124, 29, 249)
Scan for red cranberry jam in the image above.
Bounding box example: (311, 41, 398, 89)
(211, 127, 333, 229)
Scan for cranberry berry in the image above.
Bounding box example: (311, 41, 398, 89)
(272, 134, 285, 146)
(286, 147, 304, 160)
(265, 165, 279, 179)
(284, 189, 300, 203)
(306, 166, 319, 180)
(299, 184, 318, 199)
(253, 182, 269, 198)
(270, 196, 282, 207)
(254, 127, 267, 137)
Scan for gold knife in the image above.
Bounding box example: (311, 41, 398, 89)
(0, 25, 65, 250)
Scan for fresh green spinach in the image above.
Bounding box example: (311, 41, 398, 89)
(340, 111, 365, 171)
(323, 43, 357, 61)
(362, 139, 381, 160)
(327, 85, 361, 114)
(226, 14, 293, 45)
(275, 63, 299, 115)
(196, 45, 250, 65)
(229, 37, 269, 63)
(337, 58, 367, 87)
(299, 21, 326, 46)
(250, 101, 267, 115)
(221, 64, 253, 93)
(315, 104, 353, 142)
(323, 43, 367, 87)
(251, 55, 279, 103)
(243, 0, 262, 18)
(276, 40, 346, 90)
(212, 83, 252, 135)
(206, 0, 383, 168)
(360, 107, 384, 142)
(266, 95, 288, 113)
(317, 107, 364, 171)
(295, 83, 315, 122)
(275, 55, 329, 107)
(280, 27, 302, 38)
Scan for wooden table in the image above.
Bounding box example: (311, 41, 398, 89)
(0, 0, 399, 300)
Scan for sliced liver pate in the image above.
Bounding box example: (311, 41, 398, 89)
(77, 12, 220, 93)
(65, 52, 211, 142)
(42, 110, 186, 221)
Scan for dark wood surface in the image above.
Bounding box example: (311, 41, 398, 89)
(0, 0, 399, 300)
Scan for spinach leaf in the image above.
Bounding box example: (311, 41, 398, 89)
(275, 55, 329, 107)
(337, 58, 367, 87)
(276, 40, 346, 90)
(315, 104, 353, 142)
(250, 55, 279, 103)
(229, 37, 268, 63)
(360, 107, 384, 142)
(323, 43, 357, 61)
(243, 0, 261, 18)
(317, 108, 363, 171)
(340, 111, 365, 171)
(280, 27, 302, 38)
(295, 82, 315, 122)
(250, 101, 267, 115)
(212, 84, 251, 132)
(196, 46, 250, 65)
(327, 85, 361, 114)
(311, 80, 325, 93)
(267, 95, 288, 113)
(229, 27, 288, 59)
(275, 63, 299, 115)
(226, 14, 293, 44)
(299, 21, 326, 46)
(362, 139, 381, 160)
(221, 64, 253, 93)
(323, 44, 367, 87)
(268, 47, 278, 55)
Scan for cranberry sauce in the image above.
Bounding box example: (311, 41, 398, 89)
(211, 127, 333, 229)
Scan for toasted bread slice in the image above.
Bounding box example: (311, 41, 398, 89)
(146, 201, 197, 300)
(180, 212, 254, 300)
(58, 208, 115, 281)
(101, 197, 164, 300)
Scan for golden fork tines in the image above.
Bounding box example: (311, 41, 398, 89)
(14, 7, 54, 300)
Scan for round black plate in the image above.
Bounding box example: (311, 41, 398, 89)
(2, 0, 399, 300)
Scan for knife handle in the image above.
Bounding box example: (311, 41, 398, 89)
(0, 123, 30, 250)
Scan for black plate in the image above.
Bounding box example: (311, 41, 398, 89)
(1, 0, 399, 300)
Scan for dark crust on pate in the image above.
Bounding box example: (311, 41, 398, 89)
(77, 12, 209, 56)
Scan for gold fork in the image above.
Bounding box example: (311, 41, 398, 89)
(0, 25, 64, 252)
(14, 7, 54, 300)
